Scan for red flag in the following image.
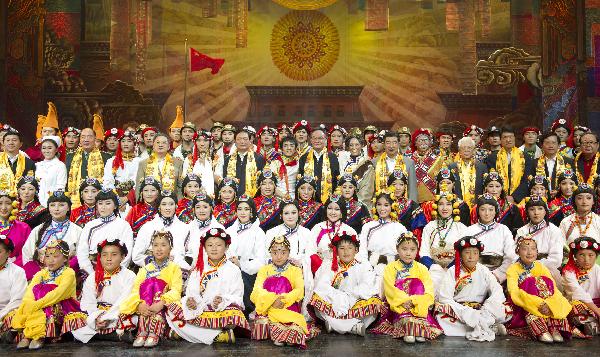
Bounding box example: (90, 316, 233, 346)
(189, 47, 225, 74)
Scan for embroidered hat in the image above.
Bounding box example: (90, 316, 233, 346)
(330, 231, 360, 272)
(453, 236, 484, 279)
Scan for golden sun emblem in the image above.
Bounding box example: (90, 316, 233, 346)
(270, 11, 340, 81)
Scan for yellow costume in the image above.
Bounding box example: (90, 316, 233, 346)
(383, 260, 434, 318)
(12, 267, 85, 340)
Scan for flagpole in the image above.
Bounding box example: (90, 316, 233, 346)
(183, 38, 189, 120)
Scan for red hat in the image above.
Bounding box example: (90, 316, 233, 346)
(191, 130, 212, 166)
(521, 127, 541, 136)
(62, 126, 81, 137)
(104, 127, 124, 140)
(551, 118, 572, 134)
(462, 125, 483, 137)
(411, 128, 433, 151)
(329, 231, 359, 272)
(293, 120, 312, 134)
(111, 130, 137, 175)
(328, 124, 347, 136)
(141, 126, 158, 136)
(562, 237, 600, 276)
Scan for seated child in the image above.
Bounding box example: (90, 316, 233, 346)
(118, 231, 183, 348)
(310, 232, 382, 336)
(12, 240, 86, 350)
(72, 239, 136, 343)
(371, 232, 442, 343)
(435, 236, 508, 341)
(505, 235, 572, 343)
(0, 236, 27, 343)
(562, 237, 600, 336)
(168, 227, 250, 344)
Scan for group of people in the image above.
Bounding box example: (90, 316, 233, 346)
(0, 102, 599, 350)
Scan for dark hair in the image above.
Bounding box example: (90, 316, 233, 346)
(500, 126, 515, 135)
(581, 132, 599, 144)
(524, 196, 549, 220)
(383, 131, 399, 141)
(322, 196, 348, 222)
(345, 135, 363, 148)
(79, 179, 102, 204)
(2, 130, 22, 142)
(279, 199, 299, 220)
(182, 174, 202, 196)
(153, 132, 171, 144)
(237, 196, 258, 222)
(0, 237, 15, 252)
(375, 192, 394, 206)
(476, 195, 499, 218)
(280, 136, 297, 149)
(97, 239, 128, 256)
(295, 176, 318, 202)
(96, 189, 120, 215)
(539, 132, 559, 145)
(235, 130, 251, 139)
(572, 184, 596, 212)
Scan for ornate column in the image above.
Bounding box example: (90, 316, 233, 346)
(458, 0, 477, 94)
(110, 0, 130, 81)
(365, 0, 388, 31)
(234, 0, 248, 48)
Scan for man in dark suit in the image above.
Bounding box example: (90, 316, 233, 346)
(298, 126, 340, 203)
(221, 127, 266, 197)
(0, 128, 36, 192)
(574, 132, 600, 185)
(448, 136, 487, 207)
(485, 126, 535, 203)
(534, 132, 574, 196)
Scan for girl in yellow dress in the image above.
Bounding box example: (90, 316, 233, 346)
(12, 240, 86, 350)
(505, 235, 572, 343)
(251, 236, 312, 348)
(117, 230, 183, 348)
(372, 232, 442, 343)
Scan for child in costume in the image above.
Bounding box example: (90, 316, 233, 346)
(0, 190, 31, 268)
(169, 227, 250, 344)
(118, 230, 183, 348)
(12, 240, 87, 350)
(435, 236, 508, 341)
(72, 239, 136, 343)
(251, 236, 313, 348)
(184, 192, 225, 268)
(505, 235, 572, 343)
(372, 232, 442, 343)
(562, 237, 600, 336)
(0, 236, 27, 343)
(311, 232, 382, 336)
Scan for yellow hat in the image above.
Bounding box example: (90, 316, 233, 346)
(44, 102, 60, 129)
(170, 105, 184, 129)
(36, 115, 46, 140)
(92, 114, 105, 140)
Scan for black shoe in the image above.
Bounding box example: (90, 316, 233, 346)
(1, 330, 16, 344)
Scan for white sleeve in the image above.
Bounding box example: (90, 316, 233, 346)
(481, 266, 507, 319)
(419, 223, 433, 259)
(562, 270, 593, 303)
(76, 226, 94, 275)
(494, 227, 517, 283)
(357, 225, 369, 263)
(120, 223, 134, 269)
(103, 159, 115, 189)
(102, 271, 136, 322)
(540, 226, 564, 269)
(80, 275, 102, 328)
(0, 267, 26, 320)
(132, 226, 151, 267)
(352, 263, 378, 300)
(240, 229, 267, 275)
(21, 227, 38, 265)
(216, 266, 245, 310)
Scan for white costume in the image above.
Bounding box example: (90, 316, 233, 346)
(102, 157, 141, 189)
(280, 161, 298, 199)
(72, 268, 136, 343)
(516, 221, 565, 285)
(76, 216, 134, 276)
(187, 156, 215, 197)
(436, 263, 508, 341)
(226, 219, 267, 276)
(168, 260, 245, 344)
(0, 262, 27, 321)
(419, 219, 467, 297)
(132, 215, 191, 270)
(559, 212, 600, 244)
(464, 222, 517, 283)
(35, 157, 67, 207)
(562, 264, 600, 305)
(22, 220, 82, 266)
(312, 260, 379, 334)
(311, 221, 358, 262)
(185, 218, 226, 268)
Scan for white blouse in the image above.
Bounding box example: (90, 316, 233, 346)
(22, 220, 82, 266)
(464, 222, 517, 283)
(132, 215, 191, 270)
(311, 221, 358, 262)
(562, 264, 600, 304)
(516, 222, 565, 270)
(77, 217, 134, 275)
(226, 219, 267, 275)
(103, 157, 141, 190)
(559, 212, 600, 244)
(0, 263, 27, 320)
(35, 157, 67, 206)
(265, 224, 316, 262)
(358, 220, 407, 262)
(185, 218, 226, 269)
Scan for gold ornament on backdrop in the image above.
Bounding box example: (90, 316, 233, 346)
(271, 0, 338, 10)
(270, 11, 340, 81)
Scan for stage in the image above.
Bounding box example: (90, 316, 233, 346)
(1, 334, 598, 357)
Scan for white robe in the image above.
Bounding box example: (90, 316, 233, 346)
(559, 212, 600, 244)
(516, 222, 564, 271)
(562, 264, 600, 304)
(0, 263, 27, 320)
(72, 268, 136, 343)
(132, 215, 191, 270)
(22, 221, 82, 266)
(169, 260, 244, 344)
(311, 222, 358, 262)
(420, 220, 467, 297)
(226, 220, 267, 276)
(186, 157, 215, 197)
(102, 157, 141, 189)
(464, 223, 517, 283)
(35, 157, 67, 207)
(185, 218, 226, 269)
(436, 263, 507, 341)
(313, 261, 379, 333)
(77, 217, 134, 276)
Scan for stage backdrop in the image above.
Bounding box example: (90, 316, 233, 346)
(142, 0, 510, 129)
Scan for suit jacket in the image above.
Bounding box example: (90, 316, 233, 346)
(485, 149, 535, 203)
(368, 155, 418, 203)
(534, 155, 574, 190)
(222, 152, 266, 196)
(448, 160, 486, 202)
(9, 154, 36, 177)
(298, 150, 340, 203)
(135, 156, 184, 200)
(574, 154, 600, 185)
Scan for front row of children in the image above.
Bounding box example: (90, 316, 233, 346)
(0, 228, 599, 349)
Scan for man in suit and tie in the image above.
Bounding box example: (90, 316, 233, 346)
(448, 136, 487, 208)
(220, 127, 266, 197)
(534, 132, 574, 197)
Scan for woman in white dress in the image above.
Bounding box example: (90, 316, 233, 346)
(226, 195, 267, 314)
(419, 190, 467, 297)
(435, 236, 508, 341)
(559, 183, 600, 244)
(76, 189, 134, 277)
(34, 136, 67, 207)
(464, 194, 517, 283)
(102, 130, 140, 190)
(132, 190, 191, 271)
(182, 130, 215, 197)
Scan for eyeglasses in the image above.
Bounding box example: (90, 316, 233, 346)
(581, 141, 598, 146)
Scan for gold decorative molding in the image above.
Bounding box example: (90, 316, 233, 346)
(476, 47, 541, 89)
(271, 0, 338, 10)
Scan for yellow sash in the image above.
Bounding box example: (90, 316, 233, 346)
(303, 148, 332, 203)
(145, 153, 177, 191)
(574, 152, 600, 185)
(456, 157, 476, 208)
(375, 153, 407, 194)
(0, 153, 26, 195)
(226, 150, 258, 196)
(496, 147, 525, 196)
(67, 148, 105, 207)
